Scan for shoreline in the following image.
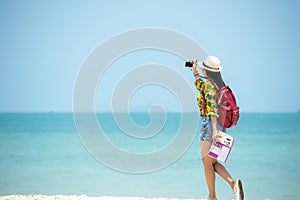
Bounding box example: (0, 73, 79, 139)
(0, 195, 204, 200)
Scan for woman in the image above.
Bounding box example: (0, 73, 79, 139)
(190, 56, 244, 200)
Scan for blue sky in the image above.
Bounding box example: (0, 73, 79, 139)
(0, 0, 299, 112)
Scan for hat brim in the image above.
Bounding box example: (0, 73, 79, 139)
(199, 62, 223, 72)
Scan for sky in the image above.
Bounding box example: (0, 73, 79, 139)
(0, 0, 300, 113)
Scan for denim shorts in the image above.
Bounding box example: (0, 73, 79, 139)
(200, 116, 226, 143)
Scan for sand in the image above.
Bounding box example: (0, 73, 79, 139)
(0, 195, 204, 200)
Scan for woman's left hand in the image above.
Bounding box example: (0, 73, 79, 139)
(212, 129, 222, 143)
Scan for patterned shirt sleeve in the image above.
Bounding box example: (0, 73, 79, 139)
(194, 78, 204, 90)
(204, 81, 219, 118)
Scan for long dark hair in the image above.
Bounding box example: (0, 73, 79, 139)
(206, 70, 225, 90)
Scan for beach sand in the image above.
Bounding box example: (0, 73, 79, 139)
(0, 195, 204, 200)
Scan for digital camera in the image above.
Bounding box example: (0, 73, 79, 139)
(185, 61, 194, 68)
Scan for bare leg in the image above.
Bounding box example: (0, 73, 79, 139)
(201, 140, 217, 200)
(214, 162, 235, 189)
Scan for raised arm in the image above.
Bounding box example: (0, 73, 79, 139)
(191, 60, 200, 81)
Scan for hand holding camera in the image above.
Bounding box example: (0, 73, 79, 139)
(185, 59, 200, 79)
(185, 59, 199, 73)
(185, 60, 197, 68)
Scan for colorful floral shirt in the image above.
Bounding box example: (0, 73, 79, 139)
(194, 78, 219, 118)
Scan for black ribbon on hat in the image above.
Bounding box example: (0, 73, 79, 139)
(203, 62, 219, 71)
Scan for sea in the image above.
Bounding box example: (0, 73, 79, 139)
(0, 112, 299, 200)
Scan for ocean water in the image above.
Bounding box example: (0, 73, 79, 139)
(0, 112, 299, 200)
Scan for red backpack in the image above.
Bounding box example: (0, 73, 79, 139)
(210, 81, 240, 128)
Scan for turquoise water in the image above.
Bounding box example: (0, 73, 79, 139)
(0, 113, 299, 200)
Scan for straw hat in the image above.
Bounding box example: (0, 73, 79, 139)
(199, 56, 223, 72)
